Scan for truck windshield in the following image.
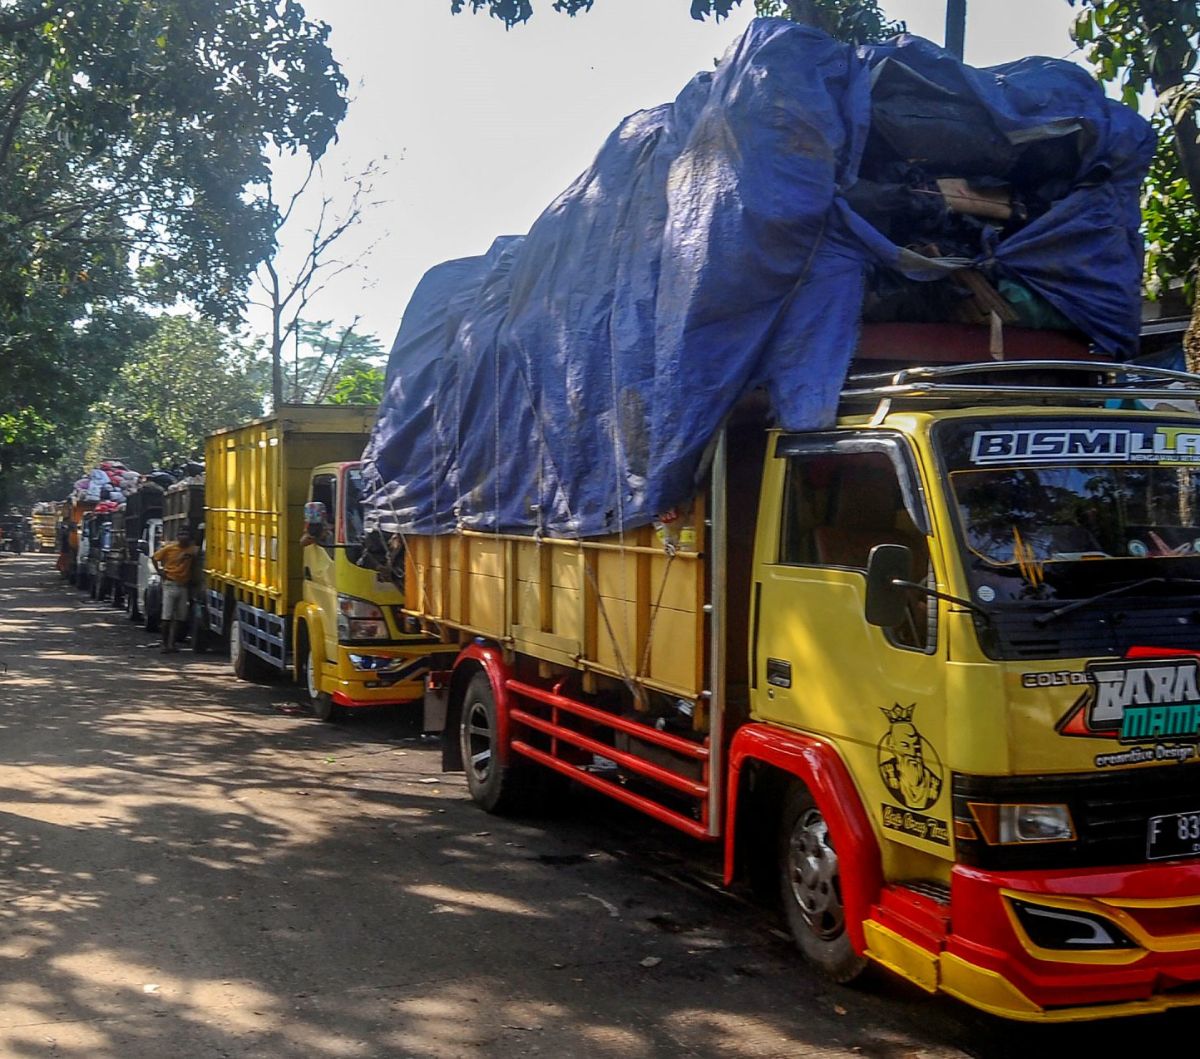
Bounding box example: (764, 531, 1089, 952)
(344, 467, 367, 545)
(938, 416, 1200, 658)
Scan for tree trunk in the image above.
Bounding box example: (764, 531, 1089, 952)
(944, 0, 966, 59)
(1184, 282, 1200, 375)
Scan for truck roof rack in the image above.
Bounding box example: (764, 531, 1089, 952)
(840, 359, 1200, 422)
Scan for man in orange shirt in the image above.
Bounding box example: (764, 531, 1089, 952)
(152, 527, 199, 653)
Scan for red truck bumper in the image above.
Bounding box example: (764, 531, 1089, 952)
(867, 860, 1200, 1021)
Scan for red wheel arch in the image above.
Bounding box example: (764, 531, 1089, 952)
(725, 723, 883, 954)
(452, 643, 516, 766)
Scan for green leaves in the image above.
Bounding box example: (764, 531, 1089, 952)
(0, 1, 350, 484)
(329, 366, 385, 406)
(1069, 1, 1200, 298)
(86, 315, 270, 470)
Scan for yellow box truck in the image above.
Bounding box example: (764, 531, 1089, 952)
(202, 405, 433, 720)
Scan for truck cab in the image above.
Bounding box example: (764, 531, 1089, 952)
(736, 361, 1200, 1018)
(292, 460, 427, 720)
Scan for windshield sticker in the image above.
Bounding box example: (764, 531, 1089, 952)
(1056, 657, 1200, 766)
(970, 426, 1200, 466)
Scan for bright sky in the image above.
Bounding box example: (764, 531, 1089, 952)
(259, 0, 1084, 353)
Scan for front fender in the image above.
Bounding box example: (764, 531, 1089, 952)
(725, 723, 883, 955)
(292, 603, 326, 682)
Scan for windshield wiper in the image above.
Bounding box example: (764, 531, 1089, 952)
(1034, 577, 1200, 627)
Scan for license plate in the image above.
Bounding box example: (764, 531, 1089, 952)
(1147, 811, 1200, 861)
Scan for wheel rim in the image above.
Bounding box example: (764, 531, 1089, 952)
(464, 699, 493, 784)
(786, 807, 846, 941)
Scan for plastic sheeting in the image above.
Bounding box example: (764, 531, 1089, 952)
(363, 17, 1153, 540)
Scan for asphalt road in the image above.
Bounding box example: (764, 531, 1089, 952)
(0, 554, 1192, 1058)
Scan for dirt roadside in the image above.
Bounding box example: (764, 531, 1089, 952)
(0, 555, 1186, 1058)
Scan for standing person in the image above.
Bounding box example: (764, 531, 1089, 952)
(152, 527, 198, 653)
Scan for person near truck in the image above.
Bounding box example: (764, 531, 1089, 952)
(152, 527, 198, 653)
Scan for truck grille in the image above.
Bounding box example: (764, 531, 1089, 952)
(953, 766, 1200, 870)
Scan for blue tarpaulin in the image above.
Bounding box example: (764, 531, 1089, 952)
(363, 18, 1153, 539)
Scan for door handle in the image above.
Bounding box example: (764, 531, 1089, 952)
(766, 658, 792, 689)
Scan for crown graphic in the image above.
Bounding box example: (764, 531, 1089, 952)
(880, 703, 916, 724)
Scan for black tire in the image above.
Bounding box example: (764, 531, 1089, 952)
(459, 672, 537, 815)
(778, 783, 869, 985)
(127, 586, 141, 622)
(299, 632, 342, 722)
(189, 602, 210, 654)
(230, 618, 273, 683)
(144, 585, 161, 633)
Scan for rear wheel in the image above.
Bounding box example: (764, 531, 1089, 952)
(459, 672, 537, 815)
(778, 784, 869, 985)
(230, 619, 273, 683)
(189, 601, 210, 654)
(300, 633, 342, 722)
(143, 585, 160, 633)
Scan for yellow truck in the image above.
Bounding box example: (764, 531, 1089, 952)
(391, 357, 1200, 1021)
(202, 405, 432, 720)
(31, 502, 58, 552)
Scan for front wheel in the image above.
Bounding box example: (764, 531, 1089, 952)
(778, 784, 869, 985)
(300, 635, 342, 722)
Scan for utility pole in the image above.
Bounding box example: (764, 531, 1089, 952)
(945, 0, 966, 59)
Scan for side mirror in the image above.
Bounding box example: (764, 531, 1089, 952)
(865, 543, 913, 628)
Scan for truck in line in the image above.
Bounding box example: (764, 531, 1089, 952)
(119, 482, 165, 626)
(31, 503, 57, 552)
(198, 405, 435, 720)
(374, 336, 1200, 1022)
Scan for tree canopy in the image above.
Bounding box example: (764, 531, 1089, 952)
(451, 0, 903, 39)
(86, 315, 269, 472)
(0, 0, 349, 483)
(1069, 2, 1200, 305)
(283, 320, 385, 404)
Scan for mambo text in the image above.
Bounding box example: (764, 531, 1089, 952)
(970, 427, 1200, 465)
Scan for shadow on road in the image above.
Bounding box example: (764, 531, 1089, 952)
(0, 556, 1192, 1058)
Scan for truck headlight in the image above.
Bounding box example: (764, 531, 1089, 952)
(967, 803, 1075, 844)
(337, 595, 388, 641)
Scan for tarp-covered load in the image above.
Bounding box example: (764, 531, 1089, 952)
(363, 17, 1153, 539)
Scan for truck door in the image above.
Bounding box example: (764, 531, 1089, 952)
(752, 434, 953, 856)
(304, 473, 339, 666)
